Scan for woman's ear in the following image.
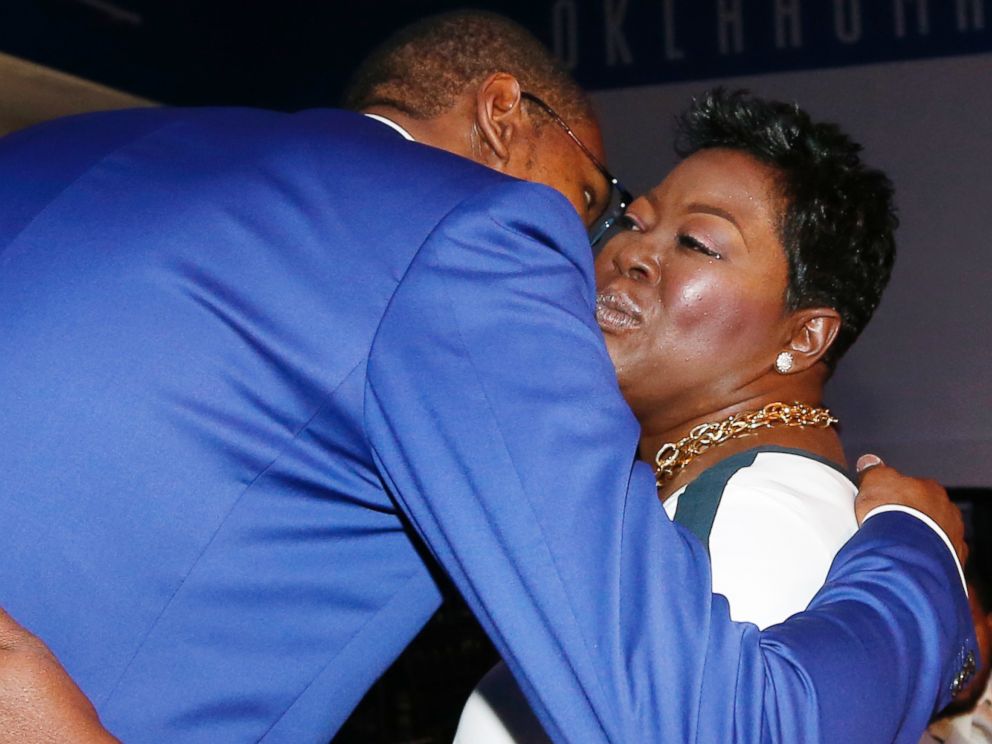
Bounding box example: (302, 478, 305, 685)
(778, 308, 842, 373)
(472, 72, 525, 170)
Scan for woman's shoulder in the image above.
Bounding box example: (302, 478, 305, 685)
(709, 445, 857, 548)
(704, 445, 853, 490)
(665, 446, 855, 547)
(669, 445, 859, 629)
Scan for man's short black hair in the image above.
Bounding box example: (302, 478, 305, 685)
(343, 10, 592, 124)
(675, 88, 897, 369)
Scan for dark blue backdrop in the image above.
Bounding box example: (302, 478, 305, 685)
(2, 0, 990, 107)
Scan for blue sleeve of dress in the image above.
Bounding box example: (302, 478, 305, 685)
(363, 179, 976, 743)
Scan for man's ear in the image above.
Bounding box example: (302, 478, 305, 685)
(473, 73, 526, 170)
(779, 307, 842, 373)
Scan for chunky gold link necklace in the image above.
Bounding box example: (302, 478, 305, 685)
(654, 401, 838, 489)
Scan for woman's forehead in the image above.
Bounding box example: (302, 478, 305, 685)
(652, 148, 783, 222)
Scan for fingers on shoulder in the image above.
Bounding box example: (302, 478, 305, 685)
(859, 465, 945, 501)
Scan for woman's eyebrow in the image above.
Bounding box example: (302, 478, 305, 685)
(684, 202, 741, 230)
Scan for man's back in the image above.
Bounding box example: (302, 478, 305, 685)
(0, 107, 536, 742)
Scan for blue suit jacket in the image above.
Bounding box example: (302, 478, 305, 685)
(0, 108, 976, 743)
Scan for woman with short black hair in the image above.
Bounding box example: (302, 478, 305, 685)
(457, 87, 902, 743)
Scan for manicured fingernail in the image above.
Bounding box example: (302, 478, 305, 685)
(856, 454, 883, 473)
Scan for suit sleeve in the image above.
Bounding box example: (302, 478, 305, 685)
(363, 180, 976, 743)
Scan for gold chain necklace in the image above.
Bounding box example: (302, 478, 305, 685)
(654, 401, 838, 489)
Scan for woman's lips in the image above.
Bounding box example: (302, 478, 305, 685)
(595, 291, 643, 333)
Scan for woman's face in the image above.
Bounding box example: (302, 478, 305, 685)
(594, 148, 793, 425)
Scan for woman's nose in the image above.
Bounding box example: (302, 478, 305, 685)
(613, 242, 660, 284)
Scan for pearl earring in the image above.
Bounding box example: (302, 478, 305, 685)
(775, 352, 794, 374)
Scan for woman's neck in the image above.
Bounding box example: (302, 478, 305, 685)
(639, 388, 847, 502)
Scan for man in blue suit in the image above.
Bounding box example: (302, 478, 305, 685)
(0, 11, 977, 744)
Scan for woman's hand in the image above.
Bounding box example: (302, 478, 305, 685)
(0, 607, 118, 743)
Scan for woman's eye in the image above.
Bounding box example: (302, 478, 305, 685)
(583, 190, 594, 209)
(678, 233, 721, 259)
(619, 214, 643, 231)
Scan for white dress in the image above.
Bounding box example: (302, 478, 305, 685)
(920, 676, 992, 743)
(453, 447, 858, 743)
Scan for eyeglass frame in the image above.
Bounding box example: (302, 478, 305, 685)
(520, 91, 633, 249)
